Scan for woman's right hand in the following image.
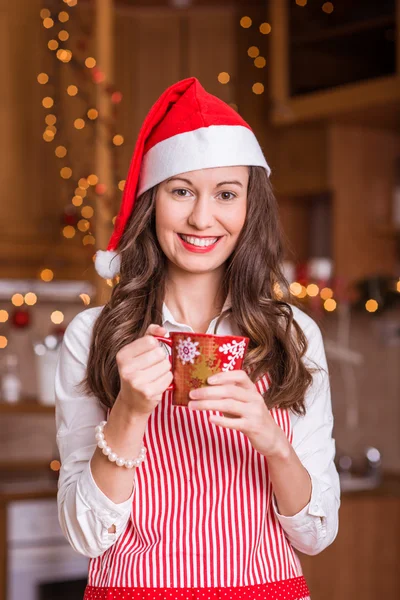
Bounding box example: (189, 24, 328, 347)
(115, 324, 173, 418)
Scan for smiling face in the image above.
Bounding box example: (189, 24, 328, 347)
(155, 166, 249, 275)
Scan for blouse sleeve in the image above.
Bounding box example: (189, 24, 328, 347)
(55, 308, 135, 559)
(271, 308, 341, 556)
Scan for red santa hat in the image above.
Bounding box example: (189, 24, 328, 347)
(95, 77, 271, 279)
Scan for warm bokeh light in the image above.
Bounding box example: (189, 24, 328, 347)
(75, 187, 87, 197)
(43, 130, 55, 142)
(40, 269, 54, 282)
(63, 225, 76, 238)
(252, 82, 265, 95)
(64, 0, 78, 6)
(95, 183, 107, 195)
(78, 178, 89, 189)
(57, 49, 72, 63)
(112, 215, 117, 225)
(298, 286, 307, 299)
(83, 234, 95, 245)
(247, 46, 260, 58)
(58, 11, 70, 22)
(322, 2, 334, 13)
(11, 294, 24, 307)
(0, 310, 9, 323)
(40, 8, 51, 18)
(87, 174, 98, 186)
(259, 22, 272, 34)
(118, 180, 126, 191)
(273, 282, 283, 300)
(296, 0, 308, 5)
(320, 287, 333, 300)
(42, 96, 54, 108)
(306, 284, 319, 297)
(55, 145, 67, 158)
(43, 17, 54, 29)
(67, 84, 78, 96)
(324, 298, 337, 312)
(113, 135, 124, 146)
(217, 72, 230, 84)
(366, 299, 378, 313)
(58, 30, 70, 41)
(24, 293, 38, 306)
(60, 167, 72, 179)
(74, 118, 85, 129)
(51, 310, 64, 324)
(396, 279, 400, 293)
(254, 57, 266, 68)
(81, 206, 94, 219)
(290, 282, 302, 296)
(240, 16, 252, 28)
(79, 293, 91, 306)
(87, 108, 98, 120)
(48, 39, 59, 51)
(85, 57, 96, 68)
(77, 219, 90, 232)
(37, 72, 49, 84)
(111, 91, 123, 104)
(106, 279, 113, 287)
(50, 460, 61, 472)
(72, 195, 83, 206)
(0, 336, 8, 350)
(45, 114, 57, 126)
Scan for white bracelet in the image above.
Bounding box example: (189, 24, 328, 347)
(95, 421, 147, 469)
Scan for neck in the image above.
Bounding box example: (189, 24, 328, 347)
(164, 263, 226, 332)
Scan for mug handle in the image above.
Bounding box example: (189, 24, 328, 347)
(154, 335, 174, 391)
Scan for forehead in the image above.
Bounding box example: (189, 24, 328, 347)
(164, 165, 249, 186)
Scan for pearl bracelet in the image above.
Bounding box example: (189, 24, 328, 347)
(95, 421, 147, 469)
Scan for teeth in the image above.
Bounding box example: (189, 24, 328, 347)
(180, 235, 219, 247)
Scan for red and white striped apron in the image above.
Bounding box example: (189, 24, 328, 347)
(84, 375, 311, 600)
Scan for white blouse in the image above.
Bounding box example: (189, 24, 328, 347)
(55, 302, 340, 559)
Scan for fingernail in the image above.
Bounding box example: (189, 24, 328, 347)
(208, 375, 219, 383)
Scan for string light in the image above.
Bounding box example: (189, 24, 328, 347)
(0, 336, 8, 350)
(240, 16, 252, 28)
(48, 40, 59, 51)
(254, 57, 266, 68)
(63, 225, 76, 238)
(78, 178, 89, 189)
(77, 219, 90, 232)
(40, 269, 54, 282)
(112, 215, 117, 225)
(58, 30, 69, 41)
(51, 311, 64, 324)
(40, 8, 51, 19)
(67, 85, 78, 96)
(74, 118, 85, 129)
(81, 206, 94, 219)
(72, 195, 83, 207)
(24, 293, 38, 306)
(95, 183, 106, 195)
(290, 282, 302, 296)
(365, 299, 378, 313)
(87, 108, 98, 120)
(85, 57, 96, 68)
(43, 17, 54, 29)
(396, 279, 400, 293)
(83, 234, 95, 245)
(87, 174, 98, 185)
(106, 279, 113, 287)
(50, 460, 61, 472)
(42, 97, 54, 108)
(79, 293, 91, 305)
(259, 23, 272, 34)
(273, 282, 283, 300)
(43, 130, 55, 142)
(324, 298, 337, 312)
(0, 310, 9, 323)
(118, 180, 126, 191)
(113, 135, 124, 146)
(11, 294, 24, 307)
(247, 46, 260, 58)
(58, 11, 70, 22)
(252, 83, 264, 94)
(37, 73, 49, 84)
(75, 186, 87, 197)
(320, 287, 333, 300)
(60, 167, 72, 179)
(57, 49, 72, 63)
(64, 0, 78, 6)
(111, 91, 123, 104)
(296, 0, 308, 5)
(297, 286, 307, 299)
(55, 145, 67, 158)
(217, 72, 230, 84)
(45, 114, 57, 125)
(306, 283, 319, 297)
(322, 2, 334, 13)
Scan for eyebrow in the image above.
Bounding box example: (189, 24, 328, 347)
(166, 177, 243, 188)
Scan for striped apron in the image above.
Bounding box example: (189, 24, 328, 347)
(84, 375, 311, 600)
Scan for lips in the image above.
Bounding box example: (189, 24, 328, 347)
(177, 233, 222, 253)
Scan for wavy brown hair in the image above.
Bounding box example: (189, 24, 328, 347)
(81, 166, 315, 415)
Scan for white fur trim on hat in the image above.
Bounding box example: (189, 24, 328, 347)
(95, 250, 121, 279)
(137, 125, 270, 197)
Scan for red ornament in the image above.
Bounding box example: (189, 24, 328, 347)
(11, 307, 31, 329)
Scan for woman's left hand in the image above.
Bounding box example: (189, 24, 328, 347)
(188, 370, 289, 459)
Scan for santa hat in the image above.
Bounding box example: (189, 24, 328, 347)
(95, 77, 271, 279)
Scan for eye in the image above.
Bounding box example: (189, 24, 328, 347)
(172, 188, 192, 198)
(218, 191, 236, 201)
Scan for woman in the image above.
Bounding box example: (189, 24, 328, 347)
(55, 78, 340, 600)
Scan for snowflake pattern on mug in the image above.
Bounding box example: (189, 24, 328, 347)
(177, 336, 201, 365)
(219, 339, 247, 371)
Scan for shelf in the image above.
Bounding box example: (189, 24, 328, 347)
(0, 401, 55, 414)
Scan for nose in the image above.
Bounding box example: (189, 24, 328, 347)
(187, 194, 215, 230)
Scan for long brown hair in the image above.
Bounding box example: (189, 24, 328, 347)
(81, 166, 314, 415)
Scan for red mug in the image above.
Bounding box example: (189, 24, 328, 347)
(155, 331, 250, 406)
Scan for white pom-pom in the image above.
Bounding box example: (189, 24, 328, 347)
(95, 250, 121, 279)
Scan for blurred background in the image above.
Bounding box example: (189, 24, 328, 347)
(0, 0, 399, 598)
